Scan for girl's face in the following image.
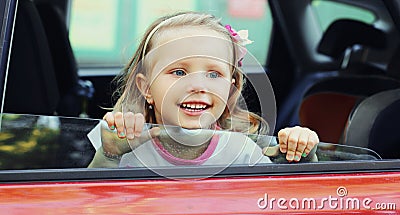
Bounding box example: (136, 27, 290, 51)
(138, 26, 234, 129)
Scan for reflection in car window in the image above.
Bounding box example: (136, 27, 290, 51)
(0, 114, 98, 170)
(311, 0, 375, 31)
(68, 0, 272, 67)
(0, 114, 381, 171)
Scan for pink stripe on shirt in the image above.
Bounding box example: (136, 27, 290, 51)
(152, 134, 220, 165)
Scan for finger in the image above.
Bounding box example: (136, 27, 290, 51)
(133, 113, 145, 137)
(286, 128, 301, 162)
(278, 128, 289, 153)
(303, 131, 319, 155)
(294, 131, 309, 161)
(103, 112, 116, 130)
(127, 127, 161, 150)
(114, 112, 126, 138)
(123, 112, 135, 140)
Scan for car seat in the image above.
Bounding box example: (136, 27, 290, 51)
(275, 19, 387, 134)
(4, 0, 60, 115)
(298, 19, 400, 144)
(35, 1, 94, 117)
(5, 0, 94, 117)
(35, 2, 80, 116)
(299, 75, 400, 144)
(343, 88, 400, 159)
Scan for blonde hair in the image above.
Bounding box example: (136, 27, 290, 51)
(112, 11, 269, 135)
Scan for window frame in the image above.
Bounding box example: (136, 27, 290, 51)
(1, 159, 399, 183)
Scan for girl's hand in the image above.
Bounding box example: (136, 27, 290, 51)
(103, 111, 146, 140)
(277, 126, 319, 162)
(101, 111, 160, 156)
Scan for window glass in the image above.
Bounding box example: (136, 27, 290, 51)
(311, 0, 376, 31)
(69, 0, 272, 68)
(0, 113, 381, 171)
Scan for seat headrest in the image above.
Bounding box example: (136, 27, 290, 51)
(317, 19, 386, 59)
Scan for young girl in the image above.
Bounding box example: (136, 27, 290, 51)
(88, 12, 319, 168)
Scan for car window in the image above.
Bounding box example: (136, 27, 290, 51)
(311, 0, 376, 31)
(1, 0, 400, 186)
(0, 113, 380, 172)
(68, 0, 272, 68)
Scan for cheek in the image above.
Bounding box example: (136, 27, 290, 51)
(211, 80, 232, 102)
(149, 78, 179, 106)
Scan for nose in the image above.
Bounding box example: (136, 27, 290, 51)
(184, 71, 208, 93)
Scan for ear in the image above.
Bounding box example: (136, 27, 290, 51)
(136, 73, 151, 97)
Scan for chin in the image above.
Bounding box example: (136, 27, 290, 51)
(179, 121, 216, 130)
(178, 123, 202, 129)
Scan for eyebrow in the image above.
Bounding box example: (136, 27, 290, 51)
(170, 59, 230, 70)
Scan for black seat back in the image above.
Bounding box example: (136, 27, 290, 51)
(5, 0, 95, 117)
(5, 0, 60, 115)
(35, 3, 79, 97)
(36, 2, 86, 116)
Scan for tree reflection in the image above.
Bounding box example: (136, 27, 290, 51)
(0, 114, 97, 170)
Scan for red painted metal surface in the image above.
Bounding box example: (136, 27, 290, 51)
(0, 172, 399, 214)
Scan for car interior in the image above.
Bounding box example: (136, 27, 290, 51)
(1, 0, 400, 174)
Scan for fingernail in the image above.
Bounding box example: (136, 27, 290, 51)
(294, 156, 300, 161)
(302, 152, 308, 157)
(110, 125, 115, 130)
(287, 154, 294, 160)
(119, 132, 125, 137)
(127, 134, 135, 139)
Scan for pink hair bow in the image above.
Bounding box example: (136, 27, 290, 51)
(225, 25, 253, 67)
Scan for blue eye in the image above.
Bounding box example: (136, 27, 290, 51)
(172, 69, 186, 76)
(207, 71, 220, 79)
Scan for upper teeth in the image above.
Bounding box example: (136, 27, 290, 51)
(182, 103, 207, 109)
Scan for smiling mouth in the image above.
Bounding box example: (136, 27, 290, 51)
(179, 102, 211, 112)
